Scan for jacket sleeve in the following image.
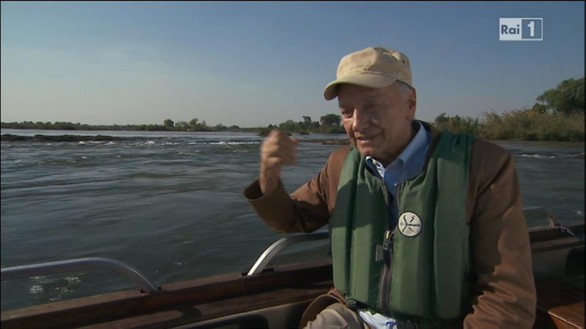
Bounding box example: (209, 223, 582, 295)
(243, 177, 329, 233)
(464, 140, 536, 328)
(243, 147, 349, 233)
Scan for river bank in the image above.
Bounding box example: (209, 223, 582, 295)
(1, 133, 351, 145)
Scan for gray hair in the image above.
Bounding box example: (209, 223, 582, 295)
(395, 80, 413, 94)
(393, 80, 414, 102)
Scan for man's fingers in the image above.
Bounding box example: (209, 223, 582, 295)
(261, 129, 298, 167)
(258, 130, 298, 196)
(264, 153, 297, 167)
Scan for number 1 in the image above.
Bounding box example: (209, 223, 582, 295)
(527, 21, 535, 37)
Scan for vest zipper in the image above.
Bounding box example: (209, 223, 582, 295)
(379, 229, 394, 313)
(379, 183, 402, 314)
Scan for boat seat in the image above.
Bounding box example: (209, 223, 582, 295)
(535, 277, 584, 329)
(534, 246, 585, 328)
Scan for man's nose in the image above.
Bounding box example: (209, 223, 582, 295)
(351, 109, 369, 132)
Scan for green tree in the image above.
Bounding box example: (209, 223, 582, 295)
(188, 118, 200, 131)
(320, 113, 341, 126)
(433, 113, 449, 127)
(279, 120, 297, 132)
(534, 77, 584, 114)
(432, 113, 479, 135)
(175, 121, 190, 131)
(163, 119, 174, 129)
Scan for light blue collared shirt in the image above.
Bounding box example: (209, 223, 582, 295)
(365, 121, 431, 226)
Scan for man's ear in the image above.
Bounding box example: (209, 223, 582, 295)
(409, 88, 417, 111)
(406, 88, 417, 119)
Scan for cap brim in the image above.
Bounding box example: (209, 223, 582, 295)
(323, 73, 398, 100)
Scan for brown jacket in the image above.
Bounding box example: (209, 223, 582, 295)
(244, 124, 537, 328)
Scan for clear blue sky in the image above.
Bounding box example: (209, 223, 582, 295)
(1, 1, 584, 127)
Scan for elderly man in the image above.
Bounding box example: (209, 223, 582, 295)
(244, 47, 536, 328)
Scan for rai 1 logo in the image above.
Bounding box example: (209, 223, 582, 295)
(499, 18, 543, 41)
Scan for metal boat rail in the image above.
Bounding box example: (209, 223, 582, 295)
(524, 206, 560, 227)
(1, 257, 160, 293)
(1, 232, 330, 296)
(246, 231, 329, 276)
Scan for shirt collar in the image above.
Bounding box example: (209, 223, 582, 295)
(397, 121, 427, 166)
(366, 121, 429, 179)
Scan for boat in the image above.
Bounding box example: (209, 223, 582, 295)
(1, 207, 583, 329)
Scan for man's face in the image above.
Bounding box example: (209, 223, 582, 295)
(337, 82, 416, 166)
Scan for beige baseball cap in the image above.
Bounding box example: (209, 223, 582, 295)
(323, 47, 413, 100)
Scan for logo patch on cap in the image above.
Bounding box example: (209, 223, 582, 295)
(398, 212, 422, 237)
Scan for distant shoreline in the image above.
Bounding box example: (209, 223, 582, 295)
(0, 133, 350, 145)
(1, 134, 130, 142)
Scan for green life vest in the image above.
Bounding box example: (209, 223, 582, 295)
(330, 130, 475, 322)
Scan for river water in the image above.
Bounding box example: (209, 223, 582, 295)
(1, 129, 584, 311)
